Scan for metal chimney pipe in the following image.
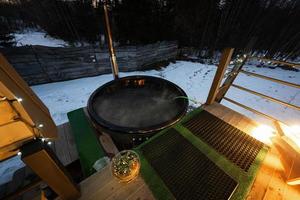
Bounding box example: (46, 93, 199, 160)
(103, 0, 119, 79)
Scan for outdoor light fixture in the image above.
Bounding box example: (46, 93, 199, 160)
(17, 151, 22, 156)
(16, 97, 23, 102)
(38, 124, 44, 128)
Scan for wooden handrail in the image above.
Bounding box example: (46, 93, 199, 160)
(222, 97, 278, 122)
(214, 50, 300, 126)
(250, 56, 300, 68)
(231, 84, 300, 111)
(206, 48, 234, 104)
(240, 70, 300, 89)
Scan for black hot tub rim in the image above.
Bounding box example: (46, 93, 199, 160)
(87, 75, 188, 135)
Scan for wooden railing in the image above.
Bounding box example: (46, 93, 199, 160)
(206, 48, 300, 126)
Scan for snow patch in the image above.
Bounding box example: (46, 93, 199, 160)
(0, 156, 25, 185)
(13, 30, 67, 47)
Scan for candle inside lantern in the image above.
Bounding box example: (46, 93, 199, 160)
(111, 150, 140, 182)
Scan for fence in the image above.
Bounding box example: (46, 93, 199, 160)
(207, 48, 300, 127)
(1, 41, 178, 85)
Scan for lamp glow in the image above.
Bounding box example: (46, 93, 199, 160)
(279, 123, 300, 148)
(290, 125, 300, 134)
(251, 125, 275, 145)
(287, 178, 300, 186)
(17, 151, 22, 156)
(16, 97, 23, 102)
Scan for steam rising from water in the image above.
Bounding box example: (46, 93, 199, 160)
(93, 85, 184, 128)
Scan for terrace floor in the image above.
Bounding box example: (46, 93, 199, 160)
(53, 102, 300, 200)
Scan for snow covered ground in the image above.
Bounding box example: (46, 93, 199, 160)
(1, 60, 299, 186)
(13, 30, 68, 47)
(0, 157, 25, 185)
(2, 28, 299, 190)
(31, 61, 300, 128)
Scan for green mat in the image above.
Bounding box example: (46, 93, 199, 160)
(67, 108, 106, 177)
(135, 108, 268, 200)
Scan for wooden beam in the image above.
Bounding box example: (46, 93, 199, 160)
(21, 140, 80, 200)
(240, 70, 300, 89)
(215, 55, 247, 102)
(231, 84, 300, 111)
(251, 56, 300, 68)
(0, 53, 57, 160)
(222, 97, 277, 122)
(273, 136, 300, 185)
(206, 48, 234, 105)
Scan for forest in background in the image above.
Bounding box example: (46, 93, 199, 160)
(0, 0, 300, 60)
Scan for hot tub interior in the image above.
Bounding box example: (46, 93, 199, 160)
(88, 75, 188, 147)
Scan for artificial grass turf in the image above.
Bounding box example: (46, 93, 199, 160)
(175, 125, 268, 200)
(67, 108, 106, 177)
(136, 108, 268, 200)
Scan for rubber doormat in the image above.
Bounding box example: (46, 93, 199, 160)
(183, 110, 264, 172)
(140, 129, 238, 200)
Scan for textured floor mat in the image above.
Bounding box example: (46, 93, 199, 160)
(183, 110, 264, 172)
(141, 129, 238, 200)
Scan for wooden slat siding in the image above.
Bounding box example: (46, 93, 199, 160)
(1, 41, 178, 85)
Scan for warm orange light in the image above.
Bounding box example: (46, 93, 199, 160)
(287, 178, 300, 186)
(251, 125, 276, 145)
(279, 123, 300, 148)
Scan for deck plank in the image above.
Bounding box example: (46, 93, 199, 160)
(52, 122, 79, 166)
(79, 165, 154, 200)
(126, 184, 156, 200)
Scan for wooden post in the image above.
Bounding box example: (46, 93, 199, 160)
(0, 53, 57, 160)
(215, 55, 248, 102)
(206, 48, 234, 105)
(21, 140, 80, 200)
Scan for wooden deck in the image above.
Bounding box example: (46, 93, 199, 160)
(52, 123, 78, 166)
(53, 103, 300, 199)
(203, 103, 300, 200)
